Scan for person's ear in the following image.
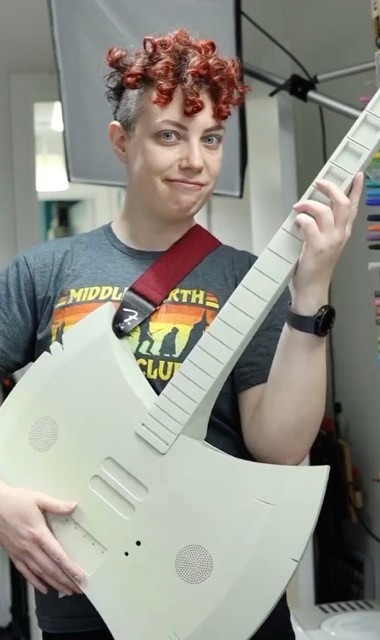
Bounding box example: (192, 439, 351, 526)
(108, 121, 129, 164)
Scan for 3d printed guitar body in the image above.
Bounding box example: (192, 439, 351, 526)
(1, 85, 380, 639)
(0, 305, 328, 639)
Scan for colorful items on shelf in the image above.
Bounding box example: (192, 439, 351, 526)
(365, 146, 380, 366)
(365, 154, 380, 202)
(361, 36, 380, 362)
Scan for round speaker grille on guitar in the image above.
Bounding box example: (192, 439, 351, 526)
(29, 417, 59, 452)
(175, 544, 213, 584)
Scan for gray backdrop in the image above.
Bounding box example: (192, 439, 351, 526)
(48, 0, 247, 197)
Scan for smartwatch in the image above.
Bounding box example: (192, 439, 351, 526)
(286, 303, 336, 337)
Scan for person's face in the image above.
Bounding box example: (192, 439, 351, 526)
(109, 87, 225, 223)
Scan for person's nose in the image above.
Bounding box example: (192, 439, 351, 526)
(179, 140, 204, 172)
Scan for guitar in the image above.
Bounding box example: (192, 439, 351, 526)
(0, 87, 380, 639)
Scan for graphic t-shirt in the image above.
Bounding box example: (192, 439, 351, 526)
(51, 277, 221, 384)
(0, 223, 293, 638)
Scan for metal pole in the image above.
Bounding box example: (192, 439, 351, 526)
(315, 61, 375, 83)
(308, 92, 361, 119)
(244, 64, 362, 120)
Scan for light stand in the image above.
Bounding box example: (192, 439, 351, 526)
(315, 61, 375, 83)
(244, 61, 376, 120)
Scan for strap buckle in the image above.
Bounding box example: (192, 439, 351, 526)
(112, 288, 156, 338)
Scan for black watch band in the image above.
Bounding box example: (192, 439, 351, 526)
(286, 303, 336, 337)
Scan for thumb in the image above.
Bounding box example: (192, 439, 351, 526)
(35, 492, 77, 514)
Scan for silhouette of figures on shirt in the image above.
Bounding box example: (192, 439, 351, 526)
(135, 312, 208, 359)
(136, 322, 155, 355)
(180, 311, 208, 360)
(159, 327, 179, 357)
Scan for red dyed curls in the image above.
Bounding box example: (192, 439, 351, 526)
(105, 29, 249, 120)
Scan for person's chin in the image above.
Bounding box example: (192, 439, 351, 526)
(164, 204, 200, 222)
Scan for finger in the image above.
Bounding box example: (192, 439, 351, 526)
(27, 551, 81, 594)
(347, 171, 364, 209)
(11, 558, 48, 595)
(295, 213, 321, 245)
(293, 201, 334, 234)
(315, 178, 351, 207)
(344, 173, 363, 235)
(27, 557, 77, 595)
(314, 179, 355, 231)
(35, 492, 77, 516)
(38, 531, 84, 584)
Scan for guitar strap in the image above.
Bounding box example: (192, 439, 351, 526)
(112, 224, 221, 337)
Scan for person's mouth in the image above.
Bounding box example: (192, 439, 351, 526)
(165, 179, 205, 190)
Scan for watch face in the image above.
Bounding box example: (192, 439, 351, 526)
(315, 305, 336, 336)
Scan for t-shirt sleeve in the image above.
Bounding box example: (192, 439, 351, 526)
(233, 251, 290, 393)
(0, 254, 37, 375)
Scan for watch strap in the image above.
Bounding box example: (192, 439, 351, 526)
(286, 303, 335, 337)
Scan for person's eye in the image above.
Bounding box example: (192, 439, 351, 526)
(203, 134, 223, 148)
(158, 130, 180, 143)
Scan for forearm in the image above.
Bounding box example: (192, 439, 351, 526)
(246, 292, 328, 465)
(244, 172, 362, 464)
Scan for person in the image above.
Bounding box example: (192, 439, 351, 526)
(0, 28, 363, 640)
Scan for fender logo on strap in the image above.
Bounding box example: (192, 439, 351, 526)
(112, 289, 157, 337)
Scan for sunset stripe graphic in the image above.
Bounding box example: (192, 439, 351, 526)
(51, 286, 220, 363)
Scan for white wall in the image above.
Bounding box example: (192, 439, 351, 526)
(10, 71, 123, 248)
(0, 0, 56, 267)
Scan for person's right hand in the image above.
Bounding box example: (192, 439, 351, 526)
(0, 485, 84, 595)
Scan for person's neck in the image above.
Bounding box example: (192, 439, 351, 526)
(112, 205, 195, 251)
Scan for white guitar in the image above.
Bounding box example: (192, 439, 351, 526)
(1, 88, 380, 640)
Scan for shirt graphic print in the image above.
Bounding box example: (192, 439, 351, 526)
(50, 284, 220, 384)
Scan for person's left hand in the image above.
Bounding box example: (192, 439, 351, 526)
(289, 172, 364, 313)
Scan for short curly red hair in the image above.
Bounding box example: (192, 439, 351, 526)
(105, 28, 249, 131)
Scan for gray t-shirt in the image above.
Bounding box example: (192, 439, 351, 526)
(0, 223, 291, 636)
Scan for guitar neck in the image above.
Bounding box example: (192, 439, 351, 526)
(137, 88, 380, 454)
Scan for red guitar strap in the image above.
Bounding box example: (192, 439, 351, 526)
(113, 224, 221, 337)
